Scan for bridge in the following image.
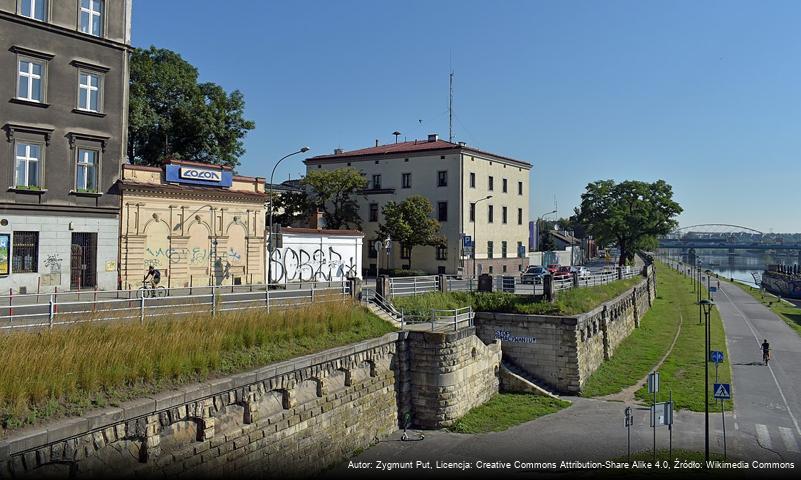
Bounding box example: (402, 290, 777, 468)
(658, 224, 801, 251)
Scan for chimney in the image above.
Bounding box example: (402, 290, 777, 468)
(308, 209, 326, 229)
(375, 139, 379, 147)
(428, 133, 438, 142)
(334, 148, 343, 155)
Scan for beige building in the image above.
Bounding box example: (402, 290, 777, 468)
(304, 135, 532, 276)
(118, 160, 266, 289)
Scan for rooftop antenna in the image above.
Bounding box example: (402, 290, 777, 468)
(393, 131, 401, 144)
(449, 69, 454, 142)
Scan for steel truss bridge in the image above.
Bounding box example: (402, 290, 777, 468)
(658, 224, 801, 251)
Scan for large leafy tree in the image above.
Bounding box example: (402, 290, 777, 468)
(377, 196, 445, 266)
(271, 190, 311, 227)
(301, 168, 368, 229)
(128, 47, 255, 169)
(575, 180, 682, 266)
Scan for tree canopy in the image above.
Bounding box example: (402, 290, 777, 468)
(575, 179, 682, 265)
(128, 46, 255, 169)
(377, 196, 445, 266)
(301, 168, 367, 230)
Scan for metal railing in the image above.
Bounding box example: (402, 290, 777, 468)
(445, 276, 476, 292)
(361, 288, 404, 324)
(400, 307, 475, 332)
(0, 283, 351, 331)
(388, 275, 440, 297)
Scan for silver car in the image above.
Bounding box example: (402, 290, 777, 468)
(521, 266, 548, 284)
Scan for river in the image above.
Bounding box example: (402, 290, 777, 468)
(657, 249, 799, 287)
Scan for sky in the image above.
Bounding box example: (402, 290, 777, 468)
(131, 0, 801, 233)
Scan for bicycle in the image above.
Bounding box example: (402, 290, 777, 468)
(138, 282, 167, 298)
(763, 349, 771, 366)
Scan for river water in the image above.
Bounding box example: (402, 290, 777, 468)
(657, 249, 799, 287)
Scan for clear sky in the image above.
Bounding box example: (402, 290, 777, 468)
(131, 0, 801, 233)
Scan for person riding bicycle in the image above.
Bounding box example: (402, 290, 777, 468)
(144, 265, 161, 290)
(761, 339, 771, 365)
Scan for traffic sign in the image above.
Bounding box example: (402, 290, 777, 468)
(710, 351, 724, 364)
(650, 402, 673, 427)
(713, 383, 732, 400)
(463, 235, 472, 248)
(710, 286, 718, 293)
(648, 372, 659, 393)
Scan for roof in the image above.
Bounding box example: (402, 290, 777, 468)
(550, 230, 580, 244)
(306, 138, 531, 168)
(123, 163, 264, 185)
(279, 227, 364, 237)
(119, 180, 267, 201)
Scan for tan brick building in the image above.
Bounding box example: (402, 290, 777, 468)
(118, 160, 266, 289)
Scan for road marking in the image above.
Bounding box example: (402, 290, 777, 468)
(735, 422, 739, 431)
(779, 427, 800, 453)
(755, 424, 773, 450)
(720, 285, 801, 437)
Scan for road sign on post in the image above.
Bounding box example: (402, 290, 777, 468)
(710, 351, 724, 364)
(713, 383, 731, 400)
(463, 235, 472, 248)
(650, 402, 673, 427)
(648, 372, 659, 393)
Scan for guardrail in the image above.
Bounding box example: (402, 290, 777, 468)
(401, 307, 474, 332)
(361, 288, 404, 324)
(388, 275, 440, 297)
(0, 283, 351, 331)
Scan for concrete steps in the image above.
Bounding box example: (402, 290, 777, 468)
(500, 361, 561, 399)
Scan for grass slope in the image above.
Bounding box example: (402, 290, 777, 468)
(581, 264, 683, 397)
(0, 301, 395, 435)
(450, 394, 571, 434)
(733, 282, 801, 337)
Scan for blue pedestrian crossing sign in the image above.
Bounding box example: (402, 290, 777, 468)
(713, 383, 731, 400)
(710, 351, 724, 364)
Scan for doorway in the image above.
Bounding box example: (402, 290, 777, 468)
(71, 232, 97, 289)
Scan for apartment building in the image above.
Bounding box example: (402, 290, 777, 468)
(0, 0, 132, 292)
(304, 134, 532, 276)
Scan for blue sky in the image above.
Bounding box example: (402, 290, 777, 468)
(132, 0, 801, 233)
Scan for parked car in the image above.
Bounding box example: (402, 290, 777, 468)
(546, 264, 561, 274)
(555, 266, 573, 279)
(521, 265, 548, 284)
(571, 266, 591, 278)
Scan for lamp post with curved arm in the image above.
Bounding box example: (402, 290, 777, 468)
(266, 147, 310, 284)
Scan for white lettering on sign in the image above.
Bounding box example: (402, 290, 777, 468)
(179, 167, 222, 182)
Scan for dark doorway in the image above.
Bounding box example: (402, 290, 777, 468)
(71, 233, 97, 289)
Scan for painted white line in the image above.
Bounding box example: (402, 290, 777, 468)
(756, 424, 773, 450)
(779, 426, 801, 453)
(735, 422, 739, 431)
(720, 286, 801, 437)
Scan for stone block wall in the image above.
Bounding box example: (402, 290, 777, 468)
(0, 326, 502, 478)
(475, 268, 657, 394)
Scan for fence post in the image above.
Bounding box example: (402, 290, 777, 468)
(211, 285, 217, 317)
(401, 308, 405, 330)
(266, 286, 271, 314)
(414, 278, 418, 296)
(543, 274, 555, 303)
(49, 294, 55, 328)
(311, 284, 315, 303)
(431, 309, 435, 331)
(140, 294, 145, 324)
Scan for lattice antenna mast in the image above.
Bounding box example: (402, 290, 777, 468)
(449, 70, 454, 142)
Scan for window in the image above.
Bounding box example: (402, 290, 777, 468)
(469, 172, 475, 188)
(502, 241, 508, 258)
(517, 242, 524, 258)
(401, 245, 411, 259)
(76, 149, 98, 192)
(369, 203, 378, 222)
(488, 205, 494, 223)
(17, 58, 44, 103)
(437, 170, 448, 187)
(20, 0, 47, 21)
(78, 71, 102, 112)
(489, 266, 494, 274)
(402, 173, 411, 188)
(487, 241, 494, 259)
(502, 178, 508, 193)
(488, 176, 494, 191)
(518, 208, 523, 225)
(79, 0, 103, 36)
(502, 207, 508, 224)
(372, 174, 381, 189)
(518, 181, 523, 195)
(436, 246, 447, 261)
(15, 142, 41, 188)
(12, 231, 39, 273)
(438, 202, 448, 222)
(503, 265, 507, 273)
(469, 202, 475, 222)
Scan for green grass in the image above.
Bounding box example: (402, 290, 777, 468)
(733, 282, 801, 337)
(449, 393, 571, 433)
(393, 276, 644, 317)
(581, 264, 684, 397)
(0, 301, 395, 436)
(633, 263, 732, 412)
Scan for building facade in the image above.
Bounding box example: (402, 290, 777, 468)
(305, 135, 532, 276)
(118, 161, 267, 290)
(0, 0, 132, 292)
(269, 227, 363, 284)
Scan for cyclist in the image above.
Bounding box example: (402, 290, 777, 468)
(144, 265, 161, 291)
(761, 339, 771, 366)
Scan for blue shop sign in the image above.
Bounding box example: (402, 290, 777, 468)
(166, 164, 233, 187)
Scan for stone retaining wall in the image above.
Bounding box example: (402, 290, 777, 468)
(0, 328, 501, 478)
(475, 265, 656, 394)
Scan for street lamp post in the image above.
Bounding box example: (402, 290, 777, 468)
(700, 298, 715, 465)
(535, 209, 557, 253)
(473, 195, 493, 279)
(266, 147, 310, 285)
(705, 269, 713, 301)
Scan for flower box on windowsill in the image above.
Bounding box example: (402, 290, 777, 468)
(70, 189, 102, 197)
(9, 186, 46, 194)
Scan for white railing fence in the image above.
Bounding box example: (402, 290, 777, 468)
(388, 275, 440, 297)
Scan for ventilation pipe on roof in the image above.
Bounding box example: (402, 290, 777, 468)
(375, 139, 379, 147)
(428, 133, 438, 142)
(334, 148, 343, 154)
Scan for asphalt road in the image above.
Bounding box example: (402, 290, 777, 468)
(714, 279, 801, 463)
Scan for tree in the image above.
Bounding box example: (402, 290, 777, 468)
(377, 196, 445, 267)
(128, 46, 255, 169)
(271, 190, 311, 227)
(575, 179, 682, 266)
(301, 168, 367, 229)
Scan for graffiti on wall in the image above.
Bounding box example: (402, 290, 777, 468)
(143, 247, 242, 269)
(44, 254, 63, 273)
(270, 246, 357, 283)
